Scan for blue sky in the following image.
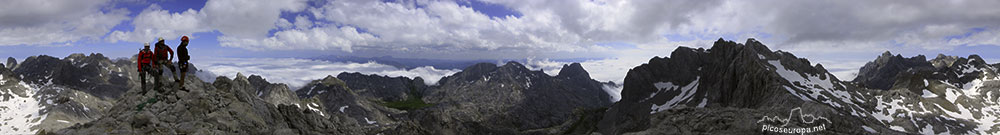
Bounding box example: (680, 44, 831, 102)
(2, 0, 1000, 84)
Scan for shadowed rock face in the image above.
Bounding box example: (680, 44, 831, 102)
(597, 38, 863, 134)
(335, 72, 428, 102)
(594, 38, 1000, 135)
(14, 54, 131, 99)
(852, 51, 934, 90)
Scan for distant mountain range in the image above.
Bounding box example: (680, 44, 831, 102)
(307, 55, 601, 70)
(2, 38, 998, 134)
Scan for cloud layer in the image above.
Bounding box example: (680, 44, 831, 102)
(3, 0, 1000, 88)
(0, 0, 129, 45)
(7, 0, 1000, 60)
(193, 57, 459, 89)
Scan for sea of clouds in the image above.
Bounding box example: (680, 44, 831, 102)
(192, 57, 459, 89)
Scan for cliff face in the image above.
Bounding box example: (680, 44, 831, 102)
(595, 38, 1000, 134)
(598, 38, 868, 134)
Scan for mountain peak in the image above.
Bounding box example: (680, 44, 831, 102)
(319, 75, 346, 87)
(854, 52, 933, 90)
(967, 54, 987, 65)
(499, 61, 528, 71)
(557, 63, 590, 79)
(6, 57, 16, 70)
(881, 51, 893, 57)
(235, 72, 247, 81)
(463, 63, 498, 73)
(931, 54, 960, 68)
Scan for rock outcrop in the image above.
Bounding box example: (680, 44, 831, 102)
(5, 57, 16, 70)
(295, 75, 397, 131)
(246, 75, 299, 106)
(55, 73, 364, 134)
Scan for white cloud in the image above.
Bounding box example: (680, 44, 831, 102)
(813, 60, 868, 81)
(217, 0, 725, 58)
(108, 0, 309, 44)
(218, 26, 376, 52)
(108, 4, 210, 43)
(192, 57, 460, 89)
(947, 28, 1000, 47)
(203, 0, 307, 38)
(293, 15, 313, 29)
(276, 18, 293, 30)
(522, 57, 566, 76)
(0, 0, 129, 45)
(690, 0, 1000, 51)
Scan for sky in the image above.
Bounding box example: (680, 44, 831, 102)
(2, 0, 1000, 89)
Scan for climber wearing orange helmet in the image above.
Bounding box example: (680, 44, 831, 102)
(177, 36, 191, 91)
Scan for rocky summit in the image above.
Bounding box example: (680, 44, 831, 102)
(591, 38, 1000, 134)
(54, 73, 362, 134)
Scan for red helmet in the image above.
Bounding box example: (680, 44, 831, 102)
(181, 36, 189, 41)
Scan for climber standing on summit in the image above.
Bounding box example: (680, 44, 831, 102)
(137, 42, 154, 93)
(176, 36, 191, 91)
(152, 37, 179, 91)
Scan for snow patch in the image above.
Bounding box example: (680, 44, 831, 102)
(889, 126, 906, 132)
(921, 89, 939, 98)
(339, 105, 349, 113)
(306, 102, 325, 117)
(364, 117, 377, 124)
(0, 82, 47, 134)
(862, 125, 877, 133)
(697, 98, 708, 107)
(650, 77, 700, 114)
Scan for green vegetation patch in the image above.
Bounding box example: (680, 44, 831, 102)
(136, 98, 158, 111)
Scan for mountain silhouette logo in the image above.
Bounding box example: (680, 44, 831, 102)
(757, 107, 831, 134)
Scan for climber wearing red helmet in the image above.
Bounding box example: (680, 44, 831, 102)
(177, 36, 191, 91)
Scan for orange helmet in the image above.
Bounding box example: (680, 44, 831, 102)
(181, 36, 189, 41)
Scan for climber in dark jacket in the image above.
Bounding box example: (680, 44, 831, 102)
(153, 37, 179, 91)
(137, 42, 154, 93)
(177, 36, 191, 91)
